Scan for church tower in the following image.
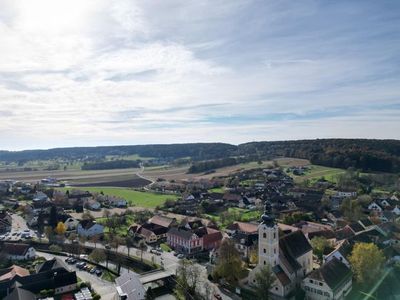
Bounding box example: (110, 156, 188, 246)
(258, 202, 279, 267)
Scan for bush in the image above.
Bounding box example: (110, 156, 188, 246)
(48, 244, 62, 252)
(93, 294, 101, 300)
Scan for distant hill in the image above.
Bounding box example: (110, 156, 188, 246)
(0, 139, 399, 173)
(238, 139, 400, 173)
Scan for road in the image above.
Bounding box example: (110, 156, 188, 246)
(81, 241, 232, 300)
(136, 164, 155, 190)
(37, 251, 117, 300)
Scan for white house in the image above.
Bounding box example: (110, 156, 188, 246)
(392, 205, 400, 216)
(110, 198, 128, 208)
(323, 240, 351, 268)
(64, 217, 79, 231)
(33, 191, 48, 202)
(336, 191, 357, 198)
(303, 257, 352, 300)
(3, 243, 36, 261)
(368, 201, 383, 212)
(115, 272, 145, 300)
(77, 220, 104, 237)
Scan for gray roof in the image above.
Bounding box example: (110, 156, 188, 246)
(308, 258, 352, 291)
(167, 227, 197, 240)
(115, 272, 145, 300)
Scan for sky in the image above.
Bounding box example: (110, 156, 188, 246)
(0, 0, 399, 150)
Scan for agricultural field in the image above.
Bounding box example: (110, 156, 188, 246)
(141, 157, 309, 182)
(287, 164, 346, 184)
(60, 187, 178, 208)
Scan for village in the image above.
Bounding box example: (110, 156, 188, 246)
(0, 162, 399, 300)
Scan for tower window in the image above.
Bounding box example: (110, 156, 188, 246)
(273, 232, 276, 239)
(263, 233, 266, 238)
(263, 248, 266, 253)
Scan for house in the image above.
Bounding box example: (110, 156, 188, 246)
(0, 263, 77, 299)
(77, 220, 104, 237)
(167, 227, 202, 254)
(64, 217, 79, 231)
(133, 215, 177, 243)
(335, 191, 357, 198)
(303, 257, 352, 300)
(148, 215, 177, 229)
(196, 227, 223, 251)
(226, 221, 258, 235)
(3, 243, 36, 261)
(85, 199, 101, 211)
(35, 257, 68, 273)
(392, 205, 400, 216)
(0, 265, 29, 281)
(115, 272, 145, 300)
(33, 191, 48, 202)
(323, 240, 352, 268)
(248, 205, 313, 298)
(0, 210, 12, 233)
(136, 224, 168, 243)
(368, 201, 383, 212)
(110, 198, 128, 208)
(232, 232, 258, 259)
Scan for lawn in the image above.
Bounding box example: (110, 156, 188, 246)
(60, 187, 178, 208)
(208, 187, 225, 193)
(287, 164, 345, 184)
(204, 207, 261, 225)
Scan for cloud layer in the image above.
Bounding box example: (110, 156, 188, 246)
(0, 0, 399, 150)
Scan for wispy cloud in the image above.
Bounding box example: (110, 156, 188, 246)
(0, 0, 399, 150)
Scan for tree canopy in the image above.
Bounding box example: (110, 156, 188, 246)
(349, 242, 385, 284)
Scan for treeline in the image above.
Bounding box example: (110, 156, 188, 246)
(1, 139, 400, 174)
(188, 157, 248, 173)
(0, 143, 236, 162)
(81, 160, 140, 170)
(238, 139, 400, 173)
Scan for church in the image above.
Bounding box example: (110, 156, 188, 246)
(248, 204, 313, 298)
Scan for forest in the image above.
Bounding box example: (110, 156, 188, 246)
(1, 139, 399, 173)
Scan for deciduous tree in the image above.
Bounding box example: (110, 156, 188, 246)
(213, 239, 244, 283)
(252, 265, 275, 300)
(349, 242, 385, 284)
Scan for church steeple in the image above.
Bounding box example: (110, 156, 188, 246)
(261, 201, 275, 227)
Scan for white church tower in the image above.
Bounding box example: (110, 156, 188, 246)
(258, 202, 279, 267)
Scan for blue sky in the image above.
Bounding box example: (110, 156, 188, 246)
(0, 0, 399, 150)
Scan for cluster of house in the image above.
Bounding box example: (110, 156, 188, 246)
(0, 181, 128, 214)
(219, 209, 353, 299)
(213, 200, 400, 300)
(367, 195, 400, 222)
(129, 214, 224, 254)
(0, 257, 78, 300)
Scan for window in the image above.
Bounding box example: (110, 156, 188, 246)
(264, 261, 266, 265)
(310, 279, 314, 283)
(263, 233, 266, 238)
(275, 287, 278, 291)
(274, 248, 276, 254)
(263, 248, 266, 253)
(319, 282, 323, 286)
(273, 232, 276, 239)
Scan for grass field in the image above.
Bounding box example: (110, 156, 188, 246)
(60, 187, 178, 208)
(287, 164, 345, 184)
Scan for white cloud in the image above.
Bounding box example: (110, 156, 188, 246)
(0, 0, 399, 150)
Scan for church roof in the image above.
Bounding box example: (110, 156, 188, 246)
(280, 230, 312, 259)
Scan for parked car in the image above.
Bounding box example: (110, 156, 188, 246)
(95, 269, 102, 276)
(214, 294, 223, 300)
(177, 254, 184, 259)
